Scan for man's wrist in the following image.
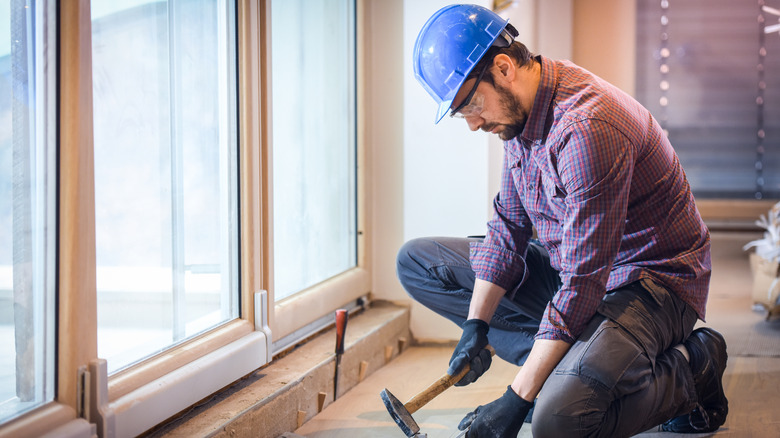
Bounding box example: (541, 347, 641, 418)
(510, 380, 536, 403)
(503, 385, 534, 410)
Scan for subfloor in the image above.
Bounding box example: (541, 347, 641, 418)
(293, 231, 780, 438)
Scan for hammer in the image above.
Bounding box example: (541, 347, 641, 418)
(380, 345, 495, 437)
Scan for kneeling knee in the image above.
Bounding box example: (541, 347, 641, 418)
(396, 238, 425, 271)
(531, 380, 603, 438)
(531, 398, 581, 438)
(395, 238, 434, 293)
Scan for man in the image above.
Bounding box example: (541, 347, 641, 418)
(397, 4, 728, 437)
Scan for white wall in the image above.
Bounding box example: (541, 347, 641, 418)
(365, 0, 407, 310)
(402, 0, 493, 241)
(402, 0, 492, 341)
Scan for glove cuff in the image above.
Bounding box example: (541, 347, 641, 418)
(503, 385, 534, 411)
(462, 318, 489, 333)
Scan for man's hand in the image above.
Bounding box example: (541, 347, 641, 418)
(448, 319, 492, 386)
(458, 386, 533, 437)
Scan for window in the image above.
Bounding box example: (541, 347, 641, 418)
(0, 0, 57, 423)
(636, 0, 780, 199)
(0, 0, 368, 435)
(90, 0, 239, 373)
(270, 0, 358, 302)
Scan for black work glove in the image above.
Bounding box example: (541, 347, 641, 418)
(448, 319, 491, 386)
(458, 386, 533, 438)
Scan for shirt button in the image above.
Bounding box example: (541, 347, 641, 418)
(527, 183, 534, 189)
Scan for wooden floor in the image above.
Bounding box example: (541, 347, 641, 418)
(294, 232, 780, 438)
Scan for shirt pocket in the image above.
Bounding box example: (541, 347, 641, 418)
(542, 174, 567, 216)
(510, 162, 536, 206)
(542, 173, 567, 198)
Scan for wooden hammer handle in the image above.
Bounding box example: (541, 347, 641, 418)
(404, 345, 496, 414)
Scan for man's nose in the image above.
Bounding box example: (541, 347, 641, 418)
(465, 115, 483, 131)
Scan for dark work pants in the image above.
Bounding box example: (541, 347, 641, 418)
(396, 236, 699, 438)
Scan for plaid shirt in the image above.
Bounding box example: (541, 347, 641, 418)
(470, 56, 711, 343)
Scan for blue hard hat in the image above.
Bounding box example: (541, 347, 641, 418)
(413, 4, 510, 123)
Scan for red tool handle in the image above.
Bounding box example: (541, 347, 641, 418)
(335, 309, 348, 355)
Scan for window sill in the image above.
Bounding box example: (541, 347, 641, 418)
(144, 300, 411, 438)
(698, 199, 779, 231)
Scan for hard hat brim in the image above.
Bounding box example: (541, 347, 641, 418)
(435, 98, 454, 123)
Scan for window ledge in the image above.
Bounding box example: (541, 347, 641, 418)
(144, 300, 411, 438)
(698, 199, 779, 231)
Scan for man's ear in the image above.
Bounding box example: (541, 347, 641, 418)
(492, 53, 515, 84)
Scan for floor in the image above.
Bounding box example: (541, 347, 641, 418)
(292, 232, 780, 438)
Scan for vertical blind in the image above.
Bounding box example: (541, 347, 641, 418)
(636, 0, 780, 199)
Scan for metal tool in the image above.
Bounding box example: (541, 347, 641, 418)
(380, 345, 495, 437)
(334, 309, 348, 400)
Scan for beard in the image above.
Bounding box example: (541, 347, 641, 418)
(485, 81, 527, 141)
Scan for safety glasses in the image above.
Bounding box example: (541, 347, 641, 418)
(450, 61, 490, 118)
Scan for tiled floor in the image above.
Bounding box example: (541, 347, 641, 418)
(294, 232, 780, 437)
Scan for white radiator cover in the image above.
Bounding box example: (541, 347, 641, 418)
(108, 330, 269, 438)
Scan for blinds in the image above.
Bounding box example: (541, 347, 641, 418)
(636, 0, 780, 199)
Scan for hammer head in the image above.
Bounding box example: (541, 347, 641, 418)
(380, 388, 420, 437)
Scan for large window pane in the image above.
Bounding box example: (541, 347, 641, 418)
(271, 0, 357, 301)
(0, 0, 57, 423)
(91, 0, 239, 374)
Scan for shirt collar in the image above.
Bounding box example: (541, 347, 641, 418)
(519, 55, 557, 148)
